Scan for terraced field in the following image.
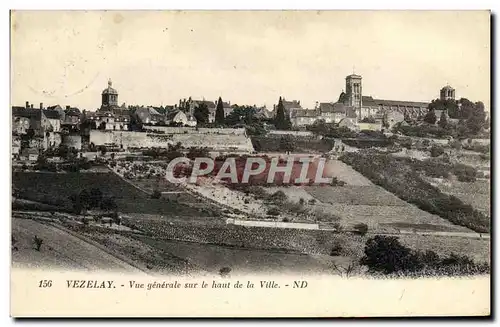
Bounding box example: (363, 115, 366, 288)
(12, 171, 218, 217)
(301, 159, 476, 233)
(427, 179, 491, 215)
(305, 185, 407, 207)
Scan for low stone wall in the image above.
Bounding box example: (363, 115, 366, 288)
(89, 130, 254, 152)
(226, 218, 319, 230)
(268, 130, 314, 137)
(142, 126, 246, 136)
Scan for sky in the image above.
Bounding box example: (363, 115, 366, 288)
(10, 10, 490, 111)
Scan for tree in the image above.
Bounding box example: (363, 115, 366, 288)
(353, 223, 368, 236)
(430, 145, 445, 157)
(279, 135, 295, 153)
(89, 188, 103, 208)
(215, 97, 225, 125)
(194, 103, 209, 125)
(100, 196, 118, 212)
(225, 105, 257, 126)
(274, 97, 291, 130)
(466, 101, 486, 135)
(360, 236, 419, 274)
(382, 113, 390, 129)
(423, 110, 437, 125)
(98, 145, 107, 156)
(360, 116, 376, 123)
(438, 110, 448, 129)
(429, 98, 459, 118)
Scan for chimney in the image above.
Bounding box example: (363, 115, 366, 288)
(66, 105, 70, 110)
(25, 101, 29, 109)
(40, 103, 43, 110)
(30, 104, 33, 109)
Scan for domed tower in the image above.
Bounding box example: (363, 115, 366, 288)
(101, 78, 118, 110)
(440, 85, 455, 101)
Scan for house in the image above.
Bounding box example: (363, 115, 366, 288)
(318, 102, 357, 124)
(19, 148, 39, 162)
(291, 109, 319, 127)
(83, 111, 129, 131)
(273, 98, 303, 118)
(47, 105, 65, 122)
(338, 117, 357, 130)
(63, 107, 82, 125)
(12, 116, 30, 135)
(135, 107, 165, 125)
(166, 109, 197, 127)
(12, 137, 21, 158)
(254, 106, 272, 119)
(12, 103, 61, 135)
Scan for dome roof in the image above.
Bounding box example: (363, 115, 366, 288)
(441, 85, 454, 90)
(102, 79, 118, 95)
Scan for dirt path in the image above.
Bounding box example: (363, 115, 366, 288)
(11, 218, 144, 273)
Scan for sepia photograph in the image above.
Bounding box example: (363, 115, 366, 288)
(9, 9, 492, 317)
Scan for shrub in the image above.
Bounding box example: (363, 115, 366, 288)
(33, 235, 44, 251)
(270, 190, 287, 204)
(151, 190, 162, 199)
(360, 236, 489, 276)
(452, 164, 477, 182)
(360, 236, 420, 274)
(430, 145, 445, 157)
(331, 177, 346, 186)
(352, 223, 368, 236)
(266, 207, 280, 216)
(219, 267, 231, 277)
(330, 242, 343, 256)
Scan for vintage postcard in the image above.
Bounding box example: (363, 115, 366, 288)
(10, 10, 491, 317)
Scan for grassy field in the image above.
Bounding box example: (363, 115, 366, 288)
(305, 185, 408, 206)
(340, 152, 490, 233)
(12, 171, 218, 217)
(428, 179, 491, 214)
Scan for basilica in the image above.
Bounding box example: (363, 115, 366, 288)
(289, 73, 455, 130)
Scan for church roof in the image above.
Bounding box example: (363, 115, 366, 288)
(319, 102, 346, 113)
(102, 79, 118, 95)
(441, 85, 455, 91)
(291, 109, 319, 118)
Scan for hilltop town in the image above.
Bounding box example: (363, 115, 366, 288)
(11, 72, 491, 277)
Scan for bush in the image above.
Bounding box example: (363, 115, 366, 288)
(360, 236, 421, 274)
(219, 267, 231, 277)
(266, 207, 280, 216)
(151, 190, 162, 199)
(352, 223, 368, 236)
(33, 235, 44, 251)
(270, 190, 287, 204)
(430, 145, 445, 157)
(331, 177, 346, 186)
(452, 164, 477, 182)
(330, 242, 343, 256)
(360, 235, 489, 276)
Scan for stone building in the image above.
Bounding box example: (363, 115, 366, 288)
(101, 78, 119, 111)
(440, 85, 456, 101)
